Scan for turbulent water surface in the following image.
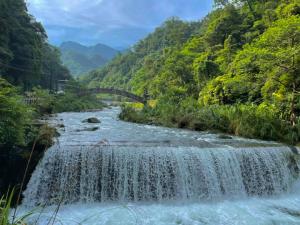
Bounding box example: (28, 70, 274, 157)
(18, 107, 300, 225)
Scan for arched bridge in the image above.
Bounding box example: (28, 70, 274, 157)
(80, 87, 147, 104)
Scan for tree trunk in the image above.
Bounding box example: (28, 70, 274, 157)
(290, 83, 296, 127)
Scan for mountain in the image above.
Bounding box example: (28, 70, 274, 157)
(82, 0, 300, 144)
(59, 41, 119, 76)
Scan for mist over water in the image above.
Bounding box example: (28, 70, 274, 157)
(19, 108, 300, 225)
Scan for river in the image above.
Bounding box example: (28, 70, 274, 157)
(16, 107, 300, 225)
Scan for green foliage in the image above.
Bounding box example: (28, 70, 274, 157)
(200, 14, 300, 123)
(0, 189, 14, 225)
(30, 82, 105, 114)
(194, 104, 299, 144)
(82, 17, 199, 90)
(40, 44, 71, 91)
(0, 189, 34, 225)
(84, 0, 300, 144)
(119, 105, 150, 124)
(0, 0, 71, 90)
(31, 87, 55, 115)
(0, 79, 32, 146)
(53, 92, 104, 113)
(122, 102, 299, 144)
(35, 124, 58, 148)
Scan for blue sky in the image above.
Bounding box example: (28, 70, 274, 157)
(27, 0, 213, 48)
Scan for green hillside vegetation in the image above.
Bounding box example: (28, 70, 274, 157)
(0, 0, 104, 148)
(60, 41, 119, 76)
(83, 0, 300, 144)
(0, 0, 71, 91)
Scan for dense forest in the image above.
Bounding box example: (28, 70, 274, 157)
(0, 0, 104, 196)
(0, 0, 104, 146)
(0, 0, 71, 90)
(83, 0, 300, 144)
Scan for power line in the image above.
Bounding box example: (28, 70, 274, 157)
(7, 55, 48, 63)
(2, 52, 61, 63)
(0, 61, 61, 77)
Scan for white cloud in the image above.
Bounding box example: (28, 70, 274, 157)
(27, 0, 213, 47)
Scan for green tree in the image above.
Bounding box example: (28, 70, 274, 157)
(0, 78, 32, 146)
(256, 16, 300, 125)
(0, 0, 70, 91)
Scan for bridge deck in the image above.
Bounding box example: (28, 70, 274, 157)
(80, 87, 146, 104)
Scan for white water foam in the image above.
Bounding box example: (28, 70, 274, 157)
(17, 109, 300, 225)
(17, 193, 300, 225)
(23, 145, 298, 206)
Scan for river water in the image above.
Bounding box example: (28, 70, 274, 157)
(17, 107, 300, 225)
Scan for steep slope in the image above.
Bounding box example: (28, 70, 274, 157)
(0, 0, 71, 90)
(83, 0, 300, 144)
(60, 41, 119, 76)
(82, 18, 200, 89)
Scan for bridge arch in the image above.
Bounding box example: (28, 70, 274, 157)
(80, 87, 147, 104)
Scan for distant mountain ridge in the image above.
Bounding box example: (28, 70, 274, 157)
(59, 41, 119, 76)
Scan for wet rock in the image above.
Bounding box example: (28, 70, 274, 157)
(88, 127, 100, 131)
(76, 127, 99, 132)
(289, 146, 299, 154)
(57, 124, 65, 128)
(82, 117, 101, 123)
(55, 130, 61, 137)
(218, 134, 233, 140)
(0, 144, 46, 204)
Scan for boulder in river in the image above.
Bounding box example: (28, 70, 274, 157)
(76, 127, 99, 132)
(82, 117, 101, 123)
(218, 134, 233, 139)
(57, 124, 65, 128)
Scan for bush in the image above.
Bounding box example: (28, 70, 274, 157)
(31, 87, 55, 115)
(0, 79, 33, 146)
(30, 87, 105, 114)
(119, 104, 150, 123)
(53, 92, 105, 113)
(119, 101, 300, 145)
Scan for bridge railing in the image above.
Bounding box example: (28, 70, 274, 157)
(80, 87, 147, 104)
(24, 97, 39, 105)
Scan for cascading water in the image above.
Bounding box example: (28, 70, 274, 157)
(23, 145, 299, 206)
(19, 108, 300, 225)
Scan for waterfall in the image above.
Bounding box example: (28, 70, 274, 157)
(23, 145, 299, 206)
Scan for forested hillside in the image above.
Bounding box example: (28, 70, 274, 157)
(60, 42, 119, 76)
(83, 18, 200, 89)
(0, 0, 103, 148)
(83, 0, 300, 144)
(0, 0, 105, 197)
(0, 0, 71, 90)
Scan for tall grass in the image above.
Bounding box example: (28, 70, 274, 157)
(193, 104, 300, 144)
(0, 189, 33, 225)
(120, 103, 300, 145)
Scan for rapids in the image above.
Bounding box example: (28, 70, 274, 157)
(17, 107, 300, 225)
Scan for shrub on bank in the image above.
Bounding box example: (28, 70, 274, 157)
(119, 104, 150, 123)
(31, 87, 105, 114)
(0, 79, 33, 147)
(53, 92, 105, 113)
(194, 104, 299, 144)
(120, 102, 300, 145)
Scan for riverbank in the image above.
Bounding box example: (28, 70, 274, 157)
(119, 103, 300, 145)
(0, 78, 106, 201)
